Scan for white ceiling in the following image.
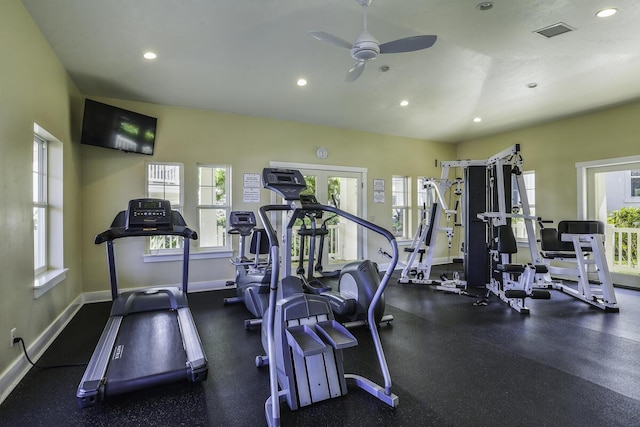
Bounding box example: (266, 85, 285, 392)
(21, 0, 640, 143)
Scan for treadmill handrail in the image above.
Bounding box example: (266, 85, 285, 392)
(95, 226, 197, 244)
(95, 210, 198, 244)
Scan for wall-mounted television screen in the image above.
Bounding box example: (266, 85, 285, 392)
(80, 99, 157, 155)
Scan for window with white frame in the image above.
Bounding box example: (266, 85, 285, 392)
(197, 164, 231, 249)
(33, 135, 47, 274)
(146, 162, 183, 251)
(626, 170, 640, 200)
(392, 176, 410, 239)
(512, 171, 535, 240)
(32, 124, 67, 298)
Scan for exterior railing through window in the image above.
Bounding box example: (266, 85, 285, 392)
(606, 225, 640, 273)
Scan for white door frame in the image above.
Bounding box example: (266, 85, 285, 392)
(576, 154, 640, 219)
(270, 161, 368, 259)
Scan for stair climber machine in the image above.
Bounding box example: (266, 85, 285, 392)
(224, 211, 271, 329)
(77, 199, 207, 407)
(296, 194, 393, 328)
(256, 168, 399, 427)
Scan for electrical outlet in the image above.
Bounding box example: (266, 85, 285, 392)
(10, 328, 17, 347)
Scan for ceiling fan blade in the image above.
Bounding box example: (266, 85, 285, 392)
(379, 35, 437, 54)
(308, 31, 353, 49)
(346, 61, 366, 82)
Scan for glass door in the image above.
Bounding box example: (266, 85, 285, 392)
(269, 163, 365, 275)
(295, 169, 362, 272)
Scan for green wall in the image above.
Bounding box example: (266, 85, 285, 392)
(0, 1, 83, 380)
(80, 99, 456, 292)
(456, 102, 640, 225)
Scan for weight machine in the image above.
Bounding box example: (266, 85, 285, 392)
(474, 145, 551, 313)
(473, 144, 618, 313)
(536, 220, 618, 311)
(396, 172, 465, 292)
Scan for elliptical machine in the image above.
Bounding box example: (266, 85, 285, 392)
(256, 167, 399, 426)
(296, 193, 393, 328)
(296, 194, 340, 289)
(224, 211, 271, 328)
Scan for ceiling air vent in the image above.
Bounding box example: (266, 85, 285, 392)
(534, 22, 575, 38)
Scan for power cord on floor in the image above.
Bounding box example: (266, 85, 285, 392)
(13, 337, 88, 369)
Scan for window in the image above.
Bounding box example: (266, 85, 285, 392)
(392, 176, 410, 239)
(33, 135, 47, 274)
(512, 171, 535, 240)
(146, 162, 183, 251)
(626, 170, 640, 200)
(197, 164, 231, 249)
(32, 124, 67, 298)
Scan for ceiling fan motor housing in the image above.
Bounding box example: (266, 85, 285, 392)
(352, 30, 380, 60)
(352, 45, 379, 60)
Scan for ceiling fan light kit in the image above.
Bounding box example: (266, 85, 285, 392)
(309, 0, 437, 81)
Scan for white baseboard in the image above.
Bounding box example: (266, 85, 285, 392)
(379, 257, 453, 273)
(0, 294, 84, 405)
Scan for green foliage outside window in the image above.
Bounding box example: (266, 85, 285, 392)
(608, 206, 640, 228)
(214, 168, 227, 227)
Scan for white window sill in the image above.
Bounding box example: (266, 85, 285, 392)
(34, 268, 68, 298)
(144, 250, 233, 263)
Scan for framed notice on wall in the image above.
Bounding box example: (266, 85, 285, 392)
(373, 178, 385, 203)
(243, 187, 260, 203)
(243, 173, 261, 188)
(243, 173, 261, 203)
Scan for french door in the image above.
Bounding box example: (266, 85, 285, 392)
(270, 162, 366, 271)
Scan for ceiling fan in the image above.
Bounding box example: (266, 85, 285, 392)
(309, 0, 437, 82)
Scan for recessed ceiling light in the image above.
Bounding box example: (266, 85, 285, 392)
(143, 51, 157, 60)
(473, 117, 482, 123)
(297, 78, 307, 87)
(399, 100, 409, 107)
(596, 8, 617, 18)
(526, 82, 538, 89)
(476, 2, 493, 11)
(378, 65, 390, 72)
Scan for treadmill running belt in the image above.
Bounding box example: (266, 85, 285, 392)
(106, 310, 188, 396)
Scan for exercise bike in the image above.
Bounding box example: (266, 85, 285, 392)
(224, 211, 271, 328)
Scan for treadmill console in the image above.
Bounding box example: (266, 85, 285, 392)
(125, 198, 172, 231)
(262, 168, 306, 201)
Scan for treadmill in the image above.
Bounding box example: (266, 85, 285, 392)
(77, 198, 208, 408)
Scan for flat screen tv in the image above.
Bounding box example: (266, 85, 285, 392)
(80, 99, 157, 155)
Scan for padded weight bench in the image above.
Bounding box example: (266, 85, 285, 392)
(537, 220, 618, 312)
(486, 225, 550, 313)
